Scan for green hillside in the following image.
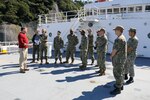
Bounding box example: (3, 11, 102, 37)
(0, 0, 83, 25)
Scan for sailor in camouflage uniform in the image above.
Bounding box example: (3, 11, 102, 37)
(53, 31, 64, 64)
(110, 25, 127, 95)
(63, 29, 79, 64)
(95, 28, 108, 76)
(40, 29, 49, 64)
(79, 30, 88, 70)
(124, 28, 138, 84)
(87, 29, 95, 65)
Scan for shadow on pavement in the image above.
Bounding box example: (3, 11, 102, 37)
(73, 81, 116, 100)
(48, 65, 94, 75)
(135, 57, 150, 67)
(0, 64, 19, 69)
(0, 71, 20, 77)
(56, 72, 98, 83)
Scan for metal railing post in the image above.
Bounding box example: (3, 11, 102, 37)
(65, 12, 67, 22)
(38, 15, 42, 25)
(45, 15, 47, 24)
(55, 13, 57, 23)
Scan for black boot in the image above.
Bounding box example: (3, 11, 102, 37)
(91, 59, 94, 65)
(63, 60, 69, 64)
(113, 84, 124, 90)
(94, 65, 98, 67)
(60, 60, 63, 64)
(71, 59, 74, 64)
(30, 60, 35, 63)
(45, 62, 49, 64)
(54, 58, 58, 64)
(126, 77, 134, 84)
(79, 65, 86, 70)
(99, 69, 106, 76)
(59, 58, 62, 64)
(40, 61, 43, 65)
(110, 88, 121, 95)
(96, 69, 101, 73)
(124, 74, 128, 80)
(45, 57, 49, 64)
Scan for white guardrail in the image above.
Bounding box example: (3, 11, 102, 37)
(0, 41, 53, 57)
(0, 41, 19, 54)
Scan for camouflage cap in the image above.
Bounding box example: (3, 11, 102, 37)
(80, 29, 86, 34)
(57, 31, 61, 35)
(70, 29, 73, 32)
(87, 29, 92, 32)
(97, 28, 105, 33)
(42, 29, 47, 33)
(129, 28, 136, 33)
(113, 25, 124, 31)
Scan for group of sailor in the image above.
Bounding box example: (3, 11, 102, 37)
(31, 25, 138, 95)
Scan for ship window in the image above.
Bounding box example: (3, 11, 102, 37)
(100, 9, 106, 14)
(86, 9, 92, 16)
(107, 9, 112, 14)
(114, 8, 119, 14)
(145, 5, 150, 12)
(121, 7, 126, 13)
(136, 6, 142, 12)
(86, 11, 92, 16)
(93, 9, 98, 15)
(128, 7, 134, 13)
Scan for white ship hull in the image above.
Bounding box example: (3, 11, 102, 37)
(38, 0, 150, 58)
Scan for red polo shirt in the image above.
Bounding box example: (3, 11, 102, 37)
(18, 32, 29, 48)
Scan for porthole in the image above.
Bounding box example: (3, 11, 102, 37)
(109, 23, 111, 26)
(88, 22, 93, 27)
(144, 22, 147, 26)
(147, 33, 150, 39)
(49, 32, 52, 37)
(79, 18, 83, 22)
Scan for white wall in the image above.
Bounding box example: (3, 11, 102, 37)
(38, 17, 150, 58)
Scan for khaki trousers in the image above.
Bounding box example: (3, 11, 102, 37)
(19, 48, 28, 70)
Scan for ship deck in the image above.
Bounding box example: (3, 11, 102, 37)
(0, 52, 150, 100)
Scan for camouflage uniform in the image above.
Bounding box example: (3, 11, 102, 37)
(79, 32, 88, 69)
(125, 36, 138, 78)
(112, 34, 127, 89)
(40, 33, 49, 64)
(54, 35, 64, 63)
(87, 34, 95, 64)
(96, 34, 108, 74)
(65, 33, 78, 63)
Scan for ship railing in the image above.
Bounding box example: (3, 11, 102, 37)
(121, 12, 150, 19)
(62, 18, 80, 43)
(38, 10, 80, 24)
(60, 8, 102, 44)
(38, 7, 101, 24)
(61, 8, 87, 41)
(38, 7, 150, 24)
(0, 41, 19, 54)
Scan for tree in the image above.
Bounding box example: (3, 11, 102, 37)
(0, 0, 83, 25)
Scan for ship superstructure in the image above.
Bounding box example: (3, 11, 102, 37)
(38, 0, 150, 57)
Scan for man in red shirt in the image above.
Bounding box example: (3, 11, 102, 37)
(18, 27, 29, 73)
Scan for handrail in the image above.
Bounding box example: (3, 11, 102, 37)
(38, 6, 150, 25)
(62, 9, 85, 43)
(0, 41, 19, 54)
(0, 41, 18, 46)
(62, 19, 79, 42)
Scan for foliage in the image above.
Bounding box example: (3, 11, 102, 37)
(0, 0, 83, 25)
